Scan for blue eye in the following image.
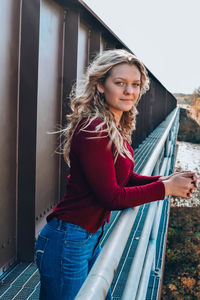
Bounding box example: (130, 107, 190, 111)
(133, 83, 140, 87)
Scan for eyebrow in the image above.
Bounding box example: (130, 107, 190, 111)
(114, 77, 141, 82)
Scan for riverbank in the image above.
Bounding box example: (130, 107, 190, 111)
(161, 141, 200, 299)
(162, 206, 200, 299)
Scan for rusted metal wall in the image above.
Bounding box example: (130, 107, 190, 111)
(132, 79, 176, 148)
(0, 0, 177, 273)
(77, 22, 89, 84)
(35, 0, 64, 236)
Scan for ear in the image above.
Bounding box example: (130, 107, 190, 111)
(96, 82, 104, 94)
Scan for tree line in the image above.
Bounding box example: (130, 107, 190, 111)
(192, 86, 200, 122)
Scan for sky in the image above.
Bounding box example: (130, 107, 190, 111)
(83, 0, 200, 94)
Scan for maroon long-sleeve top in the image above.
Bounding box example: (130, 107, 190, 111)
(47, 118, 165, 233)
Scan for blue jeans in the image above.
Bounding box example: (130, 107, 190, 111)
(35, 218, 112, 300)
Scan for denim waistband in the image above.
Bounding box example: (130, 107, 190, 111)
(47, 218, 89, 232)
(47, 218, 105, 235)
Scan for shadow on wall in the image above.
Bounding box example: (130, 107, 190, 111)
(178, 108, 200, 143)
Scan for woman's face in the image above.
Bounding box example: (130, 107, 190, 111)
(97, 63, 141, 124)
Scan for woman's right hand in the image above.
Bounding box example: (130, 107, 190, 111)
(163, 172, 198, 198)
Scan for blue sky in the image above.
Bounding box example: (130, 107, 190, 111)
(83, 0, 200, 94)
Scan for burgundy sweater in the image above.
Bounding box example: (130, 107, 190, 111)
(47, 118, 165, 233)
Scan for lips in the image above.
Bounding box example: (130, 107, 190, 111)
(120, 99, 133, 101)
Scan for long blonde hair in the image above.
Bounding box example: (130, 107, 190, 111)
(63, 49, 150, 166)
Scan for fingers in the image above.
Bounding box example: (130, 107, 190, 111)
(171, 171, 195, 178)
(178, 170, 193, 174)
(178, 172, 198, 188)
(186, 180, 198, 198)
(191, 174, 198, 188)
(182, 178, 197, 198)
(166, 170, 198, 199)
(181, 172, 195, 178)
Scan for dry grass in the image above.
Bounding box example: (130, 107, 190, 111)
(161, 206, 200, 299)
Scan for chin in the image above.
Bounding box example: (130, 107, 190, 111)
(122, 106, 134, 112)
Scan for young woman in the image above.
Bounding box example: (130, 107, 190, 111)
(35, 49, 198, 300)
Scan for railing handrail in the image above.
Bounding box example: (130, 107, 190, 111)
(140, 107, 178, 175)
(122, 157, 172, 300)
(76, 108, 179, 300)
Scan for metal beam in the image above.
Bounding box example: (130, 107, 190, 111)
(17, 0, 40, 261)
(60, 8, 79, 198)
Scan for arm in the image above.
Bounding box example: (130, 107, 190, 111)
(127, 172, 161, 186)
(74, 128, 165, 211)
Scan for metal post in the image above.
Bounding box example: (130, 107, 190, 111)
(17, 0, 40, 262)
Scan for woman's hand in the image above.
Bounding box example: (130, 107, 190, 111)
(159, 171, 198, 188)
(161, 171, 198, 198)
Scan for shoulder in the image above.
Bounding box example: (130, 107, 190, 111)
(74, 117, 107, 137)
(71, 118, 111, 155)
(79, 117, 105, 130)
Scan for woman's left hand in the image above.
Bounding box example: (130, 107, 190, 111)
(159, 171, 198, 189)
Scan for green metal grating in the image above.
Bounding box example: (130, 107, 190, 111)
(0, 263, 40, 299)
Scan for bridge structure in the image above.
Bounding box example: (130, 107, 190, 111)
(0, 0, 178, 299)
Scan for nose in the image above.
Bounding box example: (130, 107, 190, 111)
(124, 84, 134, 94)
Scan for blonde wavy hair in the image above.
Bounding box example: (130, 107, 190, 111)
(63, 49, 150, 166)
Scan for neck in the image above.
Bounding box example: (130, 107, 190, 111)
(113, 112, 122, 126)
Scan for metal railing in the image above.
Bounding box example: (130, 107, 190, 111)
(76, 107, 179, 300)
